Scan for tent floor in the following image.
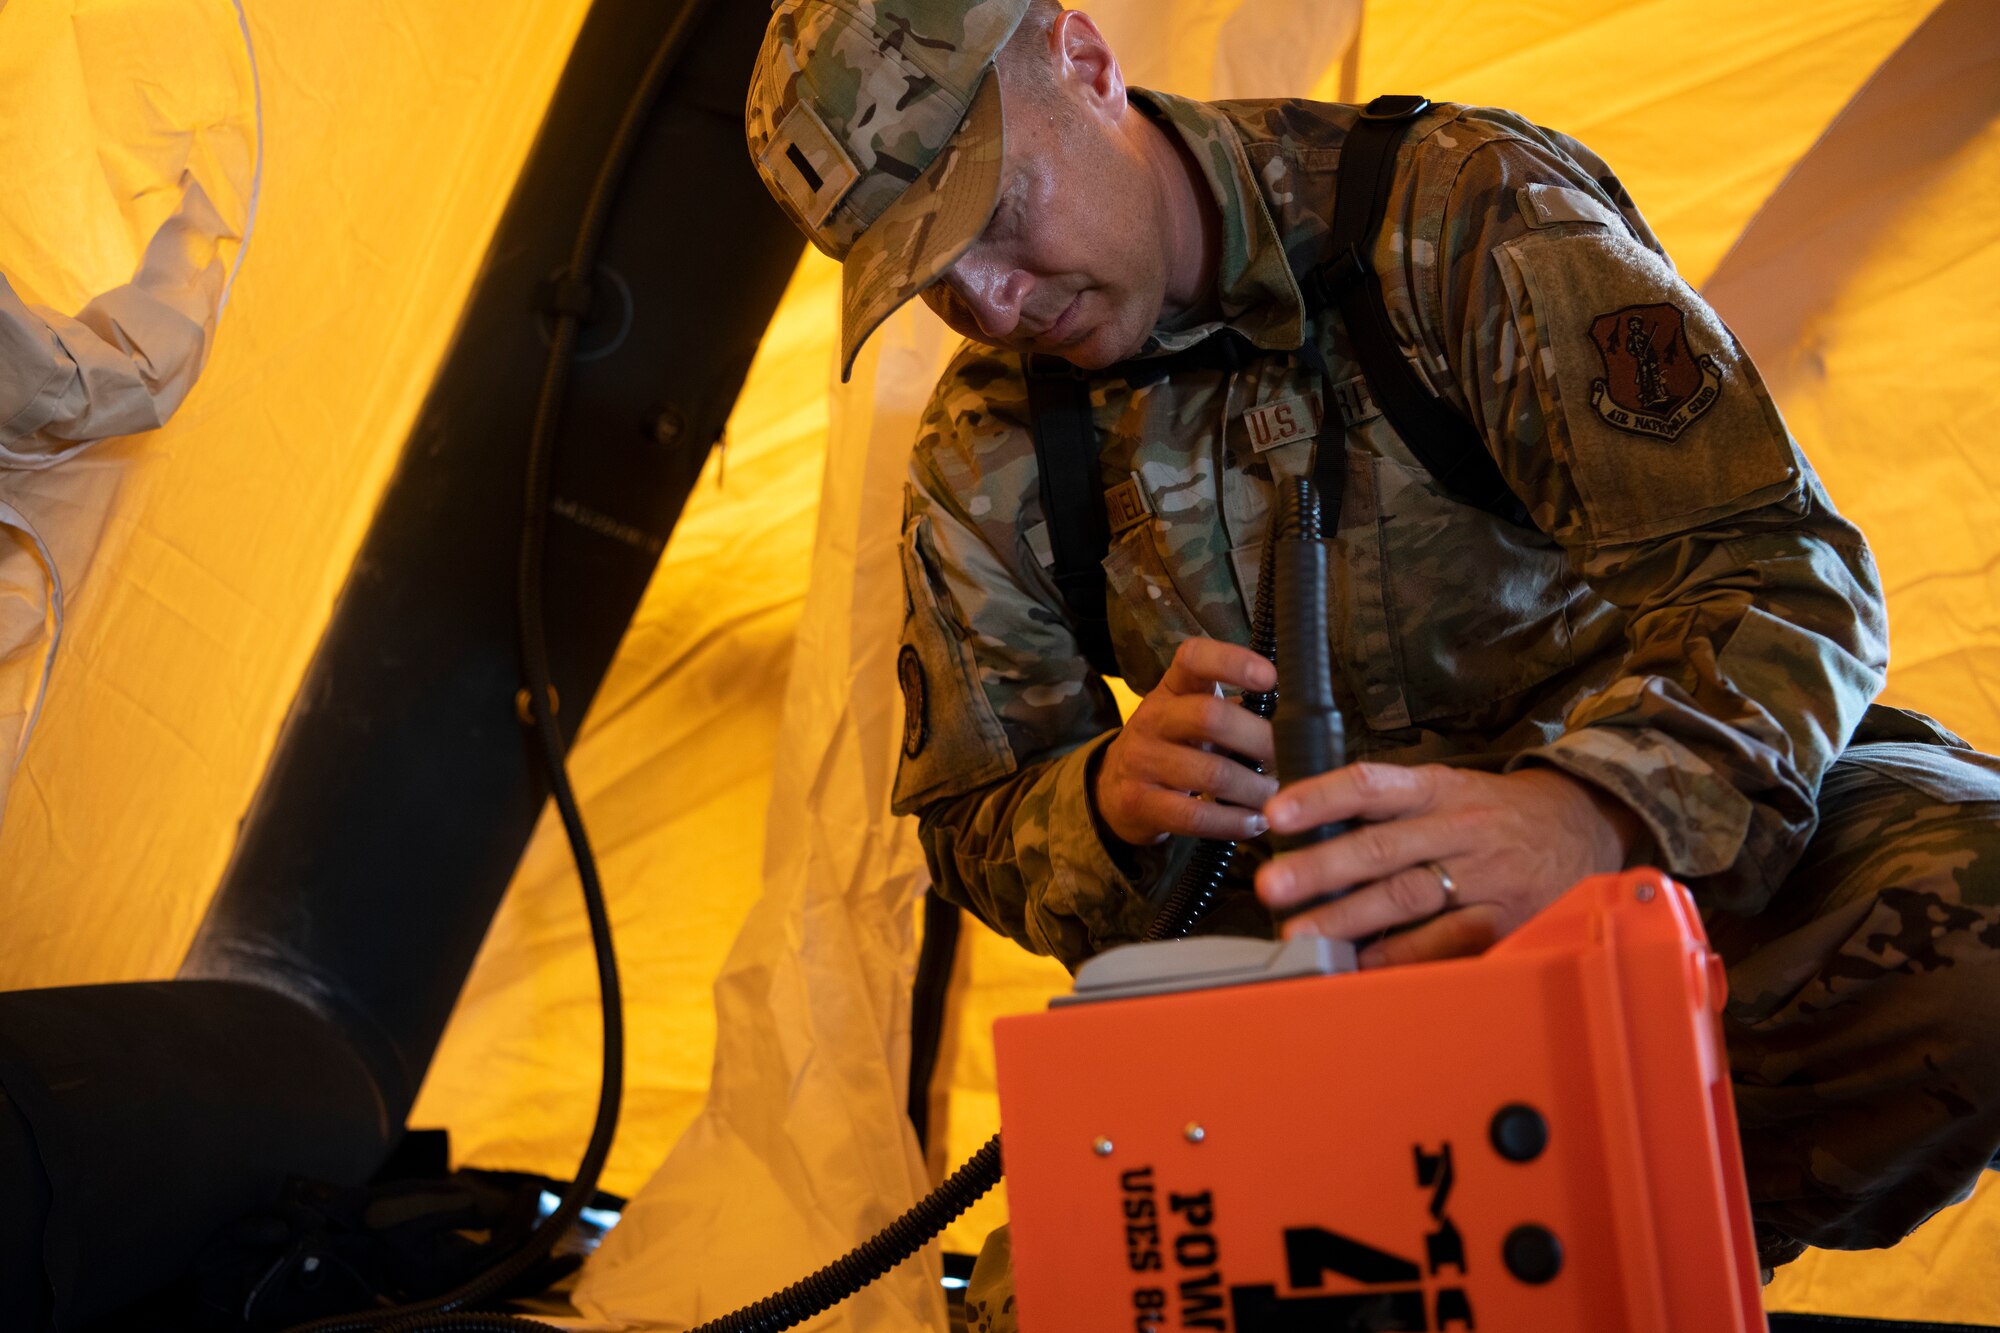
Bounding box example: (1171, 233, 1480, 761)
(1784, 1312, 2000, 1320)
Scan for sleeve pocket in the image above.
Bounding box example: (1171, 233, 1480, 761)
(1494, 229, 1800, 544)
(890, 512, 1019, 814)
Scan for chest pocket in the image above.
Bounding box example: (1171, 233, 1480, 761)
(1099, 515, 1214, 696)
(1364, 444, 1583, 729)
(1088, 426, 1583, 731)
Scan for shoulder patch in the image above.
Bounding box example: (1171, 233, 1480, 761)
(1585, 303, 1721, 441)
(898, 643, 929, 758)
(1492, 229, 1799, 541)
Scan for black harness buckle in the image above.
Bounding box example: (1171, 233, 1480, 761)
(1360, 93, 1431, 122)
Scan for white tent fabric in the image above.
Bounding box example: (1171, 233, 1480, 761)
(573, 293, 957, 1332)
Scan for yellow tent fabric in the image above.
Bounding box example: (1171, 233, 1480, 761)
(2, 0, 1997, 1328)
(1703, 0, 2000, 1316)
(0, 0, 598, 983)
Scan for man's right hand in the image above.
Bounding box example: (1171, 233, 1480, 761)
(1093, 637, 1278, 846)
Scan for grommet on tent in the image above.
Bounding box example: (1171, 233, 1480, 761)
(537, 263, 634, 361)
(515, 684, 560, 724)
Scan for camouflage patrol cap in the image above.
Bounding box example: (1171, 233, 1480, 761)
(747, 0, 1033, 380)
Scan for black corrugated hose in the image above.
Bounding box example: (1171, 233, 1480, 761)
(1267, 479, 1345, 850)
(680, 1137, 1005, 1333)
(277, 3, 717, 1331)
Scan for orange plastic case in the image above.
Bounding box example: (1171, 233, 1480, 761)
(992, 871, 1764, 1332)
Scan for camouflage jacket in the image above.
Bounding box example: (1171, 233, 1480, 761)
(888, 91, 1892, 971)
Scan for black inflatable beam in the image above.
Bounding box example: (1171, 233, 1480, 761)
(0, 0, 803, 1325)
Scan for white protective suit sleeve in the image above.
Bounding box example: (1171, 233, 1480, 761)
(0, 0, 258, 783)
(0, 177, 233, 464)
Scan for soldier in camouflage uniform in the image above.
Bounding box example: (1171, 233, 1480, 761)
(746, 0, 2000, 1322)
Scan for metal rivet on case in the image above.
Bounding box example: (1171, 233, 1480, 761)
(1092, 1137, 1115, 1157)
(1184, 1123, 1207, 1144)
(1635, 882, 1657, 903)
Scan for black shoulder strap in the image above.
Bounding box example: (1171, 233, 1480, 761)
(1024, 334, 1268, 680)
(1023, 355, 1121, 679)
(1304, 94, 1533, 529)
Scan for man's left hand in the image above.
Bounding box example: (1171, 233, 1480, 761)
(1254, 764, 1646, 968)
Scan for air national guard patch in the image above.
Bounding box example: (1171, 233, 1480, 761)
(1586, 302, 1721, 441)
(898, 643, 929, 758)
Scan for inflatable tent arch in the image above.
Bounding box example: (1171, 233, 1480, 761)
(0, 0, 1996, 1329)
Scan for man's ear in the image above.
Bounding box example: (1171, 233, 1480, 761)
(1050, 11, 1126, 118)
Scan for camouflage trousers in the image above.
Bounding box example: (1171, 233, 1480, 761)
(964, 739, 2000, 1328)
(1709, 739, 2000, 1267)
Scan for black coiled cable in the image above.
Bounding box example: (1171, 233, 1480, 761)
(1142, 482, 1308, 941)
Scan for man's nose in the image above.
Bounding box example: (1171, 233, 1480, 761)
(943, 252, 1031, 342)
